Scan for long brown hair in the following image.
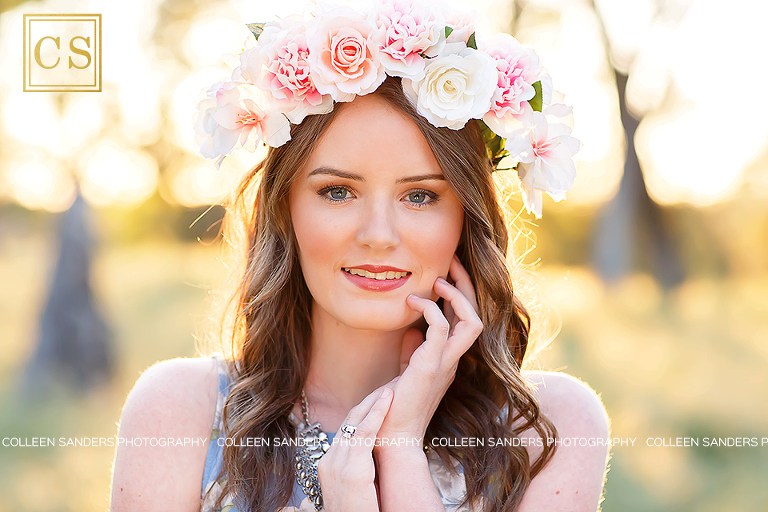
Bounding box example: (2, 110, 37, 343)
(203, 76, 558, 512)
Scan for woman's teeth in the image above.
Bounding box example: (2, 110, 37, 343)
(343, 268, 410, 280)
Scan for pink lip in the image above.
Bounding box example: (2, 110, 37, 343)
(341, 268, 411, 292)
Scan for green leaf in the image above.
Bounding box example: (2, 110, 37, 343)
(246, 22, 266, 41)
(466, 32, 477, 50)
(477, 119, 509, 171)
(489, 136, 502, 156)
(529, 81, 543, 112)
(445, 26, 454, 38)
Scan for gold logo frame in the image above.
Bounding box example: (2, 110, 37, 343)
(23, 13, 102, 92)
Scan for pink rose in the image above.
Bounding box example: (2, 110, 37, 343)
(238, 15, 333, 124)
(307, 5, 386, 102)
(372, 0, 446, 80)
(480, 33, 552, 137)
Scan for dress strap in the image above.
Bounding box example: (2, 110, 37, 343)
(201, 352, 231, 501)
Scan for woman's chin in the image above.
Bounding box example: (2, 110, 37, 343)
(338, 306, 421, 331)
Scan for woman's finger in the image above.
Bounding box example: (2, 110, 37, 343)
(355, 388, 394, 441)
(433, 277, 484, 362)
(442, 295, 456, 329)
(335, 374, 400, 433)
(400, 328, 424, 376)
(332, 387, 394, 459)
(406, 294, 451, 361)
(449, 254, 479, 313)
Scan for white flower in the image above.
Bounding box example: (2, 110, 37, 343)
(506, 105, 581, 218)
(193, 80, 292, 166)
(193, 80, 241, 163)
(401, 47, 496, 129)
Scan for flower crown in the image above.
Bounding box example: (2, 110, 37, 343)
(193, 0, 581, 218)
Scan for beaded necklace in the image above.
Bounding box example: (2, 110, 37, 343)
(295, 390, 330, 511)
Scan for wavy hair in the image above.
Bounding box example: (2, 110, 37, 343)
(203, 76, 558, 512)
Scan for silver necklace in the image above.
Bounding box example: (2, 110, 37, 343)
(295, 390, 330, 511)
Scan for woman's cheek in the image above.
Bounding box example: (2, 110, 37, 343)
(298, 209, 342, 271)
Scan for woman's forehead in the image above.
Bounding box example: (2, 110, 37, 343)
(306, 165, 446, 184)
(303, 95, 441, 178)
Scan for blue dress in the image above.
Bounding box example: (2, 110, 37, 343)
(200, 352, 482, 512)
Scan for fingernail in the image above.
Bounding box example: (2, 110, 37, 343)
(437, 277, 449, 285)
(381, 388, 392, 399)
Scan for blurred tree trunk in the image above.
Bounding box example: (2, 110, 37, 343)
(589, 3, 685, 289)
(19, 184, 114, 397)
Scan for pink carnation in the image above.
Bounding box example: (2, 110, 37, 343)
(480, 33, 552, 137)
(239, 15, 333, 124)
(372, 0, 446, 80)
(307, 5, 386, 102)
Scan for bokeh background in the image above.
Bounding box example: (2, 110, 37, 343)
(1, 0, 767, 510)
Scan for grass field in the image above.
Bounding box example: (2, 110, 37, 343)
(0, 232, 766, 512)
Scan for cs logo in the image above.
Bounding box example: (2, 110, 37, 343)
(23, 14, 101, 92)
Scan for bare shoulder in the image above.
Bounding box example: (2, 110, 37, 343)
(521, 370, 610, 434)
(109, 356, 220, 512)
(514, 370, 612, 512)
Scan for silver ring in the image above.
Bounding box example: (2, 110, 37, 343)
(341, 424, 357, 438)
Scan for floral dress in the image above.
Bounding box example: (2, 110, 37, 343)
(201, 352, 484, 512)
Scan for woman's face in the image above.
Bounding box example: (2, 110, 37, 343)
(288, 93, 465, 331)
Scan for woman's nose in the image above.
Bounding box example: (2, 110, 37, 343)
(355, 198, 401, 250)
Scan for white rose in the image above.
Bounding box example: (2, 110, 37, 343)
(401, 47, 496, 130)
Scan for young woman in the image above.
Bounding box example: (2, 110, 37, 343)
(110, 3, 610, 511)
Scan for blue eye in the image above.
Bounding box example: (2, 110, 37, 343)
(408, 190, 431, 206)
(405, 188, 440, 207)
(317, 185, 440, 208)
(327, 186, 349, 201)
(316, 185, 352, 204)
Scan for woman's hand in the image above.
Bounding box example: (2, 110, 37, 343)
(316, 377, 398, 512)
(375, 253, 483, 450)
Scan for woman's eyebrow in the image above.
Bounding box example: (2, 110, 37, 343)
(308, 166, 446, 184)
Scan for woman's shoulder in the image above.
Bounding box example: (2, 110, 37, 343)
(520, 369, 610, 430)
(121, 356, 221, 428)
(110, 356, 221, 511)
(512, 370, 611, 511)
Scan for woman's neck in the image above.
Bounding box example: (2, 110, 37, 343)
(299, 301, 418, 433)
